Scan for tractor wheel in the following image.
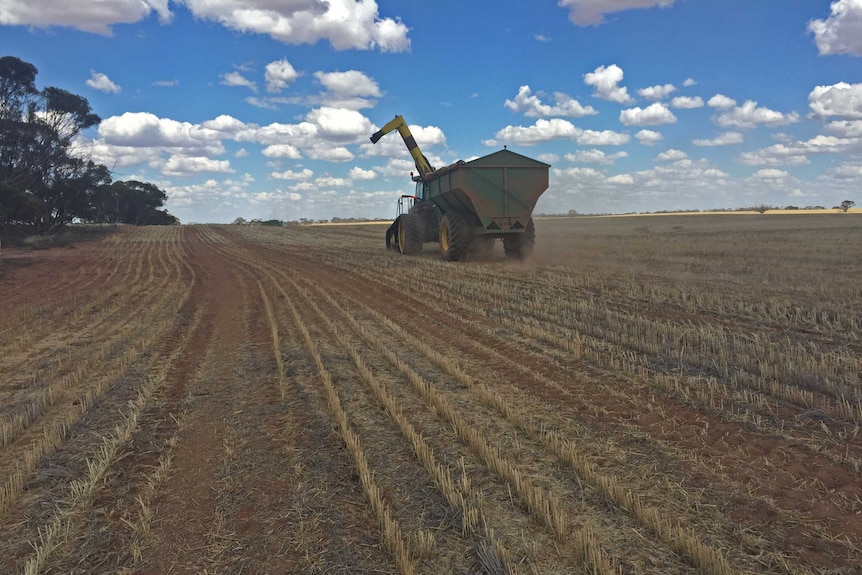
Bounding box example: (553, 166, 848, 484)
(398, 213, 423, 255)
(503, 218, 535, 259)
(439, 212, 468, 261)
(385, 219, 400, 251)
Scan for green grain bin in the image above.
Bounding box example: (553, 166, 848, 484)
(424, 148, 549, 235)
(372, 115, 550, 261)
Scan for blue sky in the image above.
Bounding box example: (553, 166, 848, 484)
(2, 0, 861, 222)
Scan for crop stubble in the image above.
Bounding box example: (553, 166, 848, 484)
(0, 214, 859, 574)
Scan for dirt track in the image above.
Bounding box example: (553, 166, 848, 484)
(1, 218, 860, 574)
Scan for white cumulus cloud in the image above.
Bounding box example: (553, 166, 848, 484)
(305, 144, 354, 162)
(74, 137, 161, 168)
(485, 119, 582, 146)
(85, 71, 121, 93)
(265, 59, 300, 93)
(504, 85, 597, 117)
(15, 0, 410, 52)
(692, 132, 744, 146)
(559, 0, 675, 26)
(306, 107, 374, 142)
(753, 168, 789, 180)
(737, 135, 859, 166)
(809, 82, 862, 118)
(671, 96, 704, 109)
(316, 175, 350, 188)
(0, 0, 171, 34)
(99, 112, 223, 153)
(183, 0, 410, 52)
(715, 101, 800, 129)
(349, 166, 377, 180)
(655, 149, 687, 161)
(565, 149, 628, 164)
(577, 130, 631, 145)
(221, 71, 257, 92)
(239, 121, 318, 146)
(201, 115, 248, 134)
(315, 70, 381, 97)
(583, 64, 635, 104)
(827, 119, 862, 137)
(809, 0, 862, 56)
(831, 163, 862, 178)
(91, 108, 392, 179)
(262, 144, 302, 159)
(707, 94, 737, 109)
(607, 174, 634, 184)
(620, 102, 677, 126)
(635, 130, 663, 145)
(554, 166, 605, 179)
(271, 168, 314, 180)
(638, 84, 676, 100)
(163, 155, 234, 176)
(738, 147, 809, 167)
(360, 122, 445, 160)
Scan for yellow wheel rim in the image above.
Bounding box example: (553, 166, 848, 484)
(440, 223, 449, 251)
(398, 220, 406, 253)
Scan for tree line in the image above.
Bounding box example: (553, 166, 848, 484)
(0, 56, 177, 231)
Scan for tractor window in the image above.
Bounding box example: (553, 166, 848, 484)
(418, 182, 429, 200)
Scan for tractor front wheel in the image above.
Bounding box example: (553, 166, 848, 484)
(398, 213, 423, 255)
(385, 219, 399, 251)
(439, 212, 468, 261)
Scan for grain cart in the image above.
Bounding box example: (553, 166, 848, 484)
(370, 115, 550, 261)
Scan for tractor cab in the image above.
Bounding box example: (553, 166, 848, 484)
(411, 173, 429, 201)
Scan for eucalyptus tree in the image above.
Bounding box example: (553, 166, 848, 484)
(0, 56, 102, 229)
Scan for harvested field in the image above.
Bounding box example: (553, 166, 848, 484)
(0, 214, 860, 574)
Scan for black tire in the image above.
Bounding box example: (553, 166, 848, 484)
(385, 219, 400, 251)
(503, 218, 535, 259)
(398, 213, 423, 255)
(439, 212, 469, 261)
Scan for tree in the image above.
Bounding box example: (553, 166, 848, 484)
(43, 159, 112, 228)
(0, 56, 40, 225)
(84, 180, 176, 225)
(0, 56, 37, 121)
(1, 56, 178, 230)
(0, 56, 103, 230)
(840, 200, 855, 212)
(113, 180, 168, 225)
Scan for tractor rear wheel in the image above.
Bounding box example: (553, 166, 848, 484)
(503, 218, 535, 259)
(398, 213, 423, 255)
(439, 212, 468, 261)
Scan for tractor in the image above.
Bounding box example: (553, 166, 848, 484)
(370, 115, 550, 261)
